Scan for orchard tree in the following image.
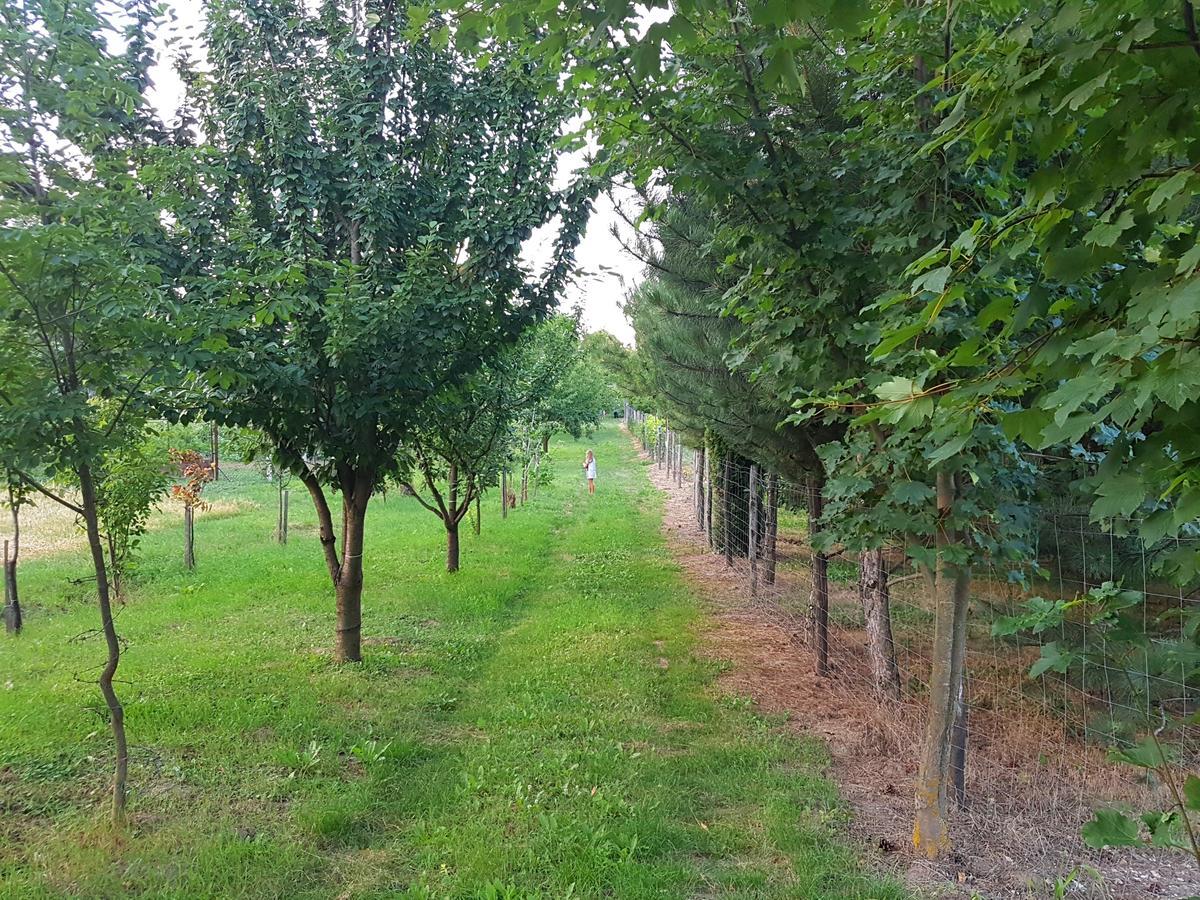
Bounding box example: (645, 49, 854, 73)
(0, 0, 177, 823)
(401, 366, 514, 574)
(176, 1, 593, 661)
(402, 314, 611, 571)
(527, 315, 617, 451)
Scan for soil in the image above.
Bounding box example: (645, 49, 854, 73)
(633, 430, 1199, 900)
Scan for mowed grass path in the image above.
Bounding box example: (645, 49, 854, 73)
(1, 423, 904, 899)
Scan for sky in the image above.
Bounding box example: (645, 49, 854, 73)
(146, 3, 642, 344)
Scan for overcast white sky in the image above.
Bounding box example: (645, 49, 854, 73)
(146, 3, 641, 343)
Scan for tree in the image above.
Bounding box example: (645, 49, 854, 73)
(402, 366, 514, 573)
(175, 1, 594, 661)
(528, 316, 617, 451)
(0, 0, 177, 824)
(98, 434, 171, 599)
(403, 315, 611, 570)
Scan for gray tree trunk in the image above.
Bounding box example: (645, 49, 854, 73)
(913, 469, 971, 858)
(859, 548, 901, 701)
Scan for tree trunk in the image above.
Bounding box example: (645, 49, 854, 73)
(3, 539, 19, 636)
(78, 463, 127, 825)
(541, 433, 550, 454)
(913, 469, 971, 858)
(474, 493, 481, 536)
(335, 496, 366, 663)
(950, 679, 968, 809)
(765, 473, 778, 586)
(859, 547, 901, 701)
(808, 480, 829, 676)
(501, 469, 508, 519)
(446, 519, 460, 572)
(446, 464, 460, 573)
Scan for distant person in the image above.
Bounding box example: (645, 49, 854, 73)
(583, 449, 596, 494)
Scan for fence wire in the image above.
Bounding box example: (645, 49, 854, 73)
(623, 407, 1199, 858)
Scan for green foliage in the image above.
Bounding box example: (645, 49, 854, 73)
(400, 315, 614, 565)
(997, 581, 1200, 865)
(176, 0, 595, 490)
(97, 435, 171, 590)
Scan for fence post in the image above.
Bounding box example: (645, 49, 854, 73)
(277, 486, 290, 544)
(706, 451, 714, 548)
(184, 505, 195, 570)
(210, 423, 220, 481)
(693, 447, 702, 526)
(765, 473, 778, 585)
(722, 455, 733, 567)
(808, 478, 829, 676)
(749, 465, 759, 597)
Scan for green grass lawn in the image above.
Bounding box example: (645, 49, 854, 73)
(1, 423, 905, 899)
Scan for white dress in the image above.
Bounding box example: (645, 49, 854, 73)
(586, 459, 596, 480)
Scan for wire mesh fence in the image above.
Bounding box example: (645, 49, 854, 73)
(623, 406, 1199, 860)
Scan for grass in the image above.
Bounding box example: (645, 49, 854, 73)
(0, 423, 906, 899)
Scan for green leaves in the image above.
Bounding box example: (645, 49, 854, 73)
(1028, 641, 1077, 678)
(1081, 809, 1142, 849)
(1109, 736, 1170, 771)
(187, 1, 595, 486)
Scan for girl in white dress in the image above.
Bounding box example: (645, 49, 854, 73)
(583, 449, 596, 494)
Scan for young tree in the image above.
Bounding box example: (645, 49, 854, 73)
(0, 0, 176, 823)
(528, 317, 618, 451)
(401, 368, 513, 574)
(177, 1, 593, 661)
(98, 436, 171, 599)
(403, 315, 606, 571)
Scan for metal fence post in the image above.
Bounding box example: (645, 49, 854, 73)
(749, 464, 759, 598)
(706, 451, 714, 548)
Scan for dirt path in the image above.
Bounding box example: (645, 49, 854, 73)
(633, 428, 1198, 900)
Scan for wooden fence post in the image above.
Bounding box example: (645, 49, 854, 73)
(210, 423, 220, 481)
(281, 489, 289, 544)
(184, 505, 195, 570)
